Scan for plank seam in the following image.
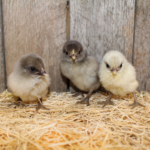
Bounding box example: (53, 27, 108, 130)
(132, 0, 137, 65)
(0, 0, 7, 89)
(66, 0, 70, 91)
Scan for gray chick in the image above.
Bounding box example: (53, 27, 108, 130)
(60, 40, 100, 106)
(8, 53, 50, 112)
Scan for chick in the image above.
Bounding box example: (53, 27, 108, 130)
(8, 53, 50, 111)
(60, 40, 100, 106)
(99, 50, 144, 108)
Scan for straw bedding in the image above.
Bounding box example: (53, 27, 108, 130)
(0, 90, 150, 150)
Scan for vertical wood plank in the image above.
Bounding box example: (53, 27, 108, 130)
(133, 0, 150, 91)
(3, 0, 67, 92)
(0, 0, 5, 92)
(70, 0, 135, 63)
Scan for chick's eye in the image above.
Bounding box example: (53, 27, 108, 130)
(78, 51, 81, 54)
(106, 63, 110, 68)
(30, 66, 36, 72)
(119, 64, 122, 68)
(65, 51, 68, 55)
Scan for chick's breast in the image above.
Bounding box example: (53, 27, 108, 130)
(30, 75, 50, 99)
(8, 72, 50, 102)
(61, 56, 100, 92)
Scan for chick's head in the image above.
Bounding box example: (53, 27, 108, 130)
(18, 53, 47, 77)
(102, 51, 127, 76)
(62, 40, 87, 63)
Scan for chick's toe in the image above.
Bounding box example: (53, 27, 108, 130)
(36, 98, 49, 112)
(129, 101, 145, 109)
(98, 94, 114, 108)
(72, 92, 84, 98)
(76, 97, 90, 106)
(8, 98, 27, 108)
(129, 92, 145, 109)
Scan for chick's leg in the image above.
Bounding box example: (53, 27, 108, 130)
(8, 97, 26, 107)
(76, 89, 93, 106)
(129, 92, 145, 109)
(98, 93, 114, 108)
(36, 98, 49, 112)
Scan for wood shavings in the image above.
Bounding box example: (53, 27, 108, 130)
(0, 90, 150, 150)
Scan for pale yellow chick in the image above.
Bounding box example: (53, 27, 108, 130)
(99, 50, 144, 108)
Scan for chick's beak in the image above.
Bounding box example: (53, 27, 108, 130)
(111, 70, 117, 75)
(38, 70, 47, 76)
(70, 49, 76, 62)
(41, 70, 47, 76)
(71, 55, 76, 62)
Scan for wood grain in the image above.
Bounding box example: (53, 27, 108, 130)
(2, 0, 149, 92)
(133, 0, 150, 91)
(70, 0, 135, 63)
(3, 0, 67, 92)
(0, 0, 5, 92)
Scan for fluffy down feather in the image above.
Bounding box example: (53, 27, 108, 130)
(8, 53, 50, 103)
(99, 50, 138, 96)
(61, 56, 100, 92)
(8, 72, 50, 102)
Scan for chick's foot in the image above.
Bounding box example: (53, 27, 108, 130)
(72, 92, 84, 98)
(76, 97, 90, 106)
(129, 101, 145, 109)
(98, 93, 114, 108)
(99, 100, 114, 108)
(36, 98, 49, 112)
(76, 89, 93, 106)
(129, 92, 145, 109)
(8, 98, 27, 108)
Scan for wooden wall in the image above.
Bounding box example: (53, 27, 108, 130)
(0, 0, 149, 92)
